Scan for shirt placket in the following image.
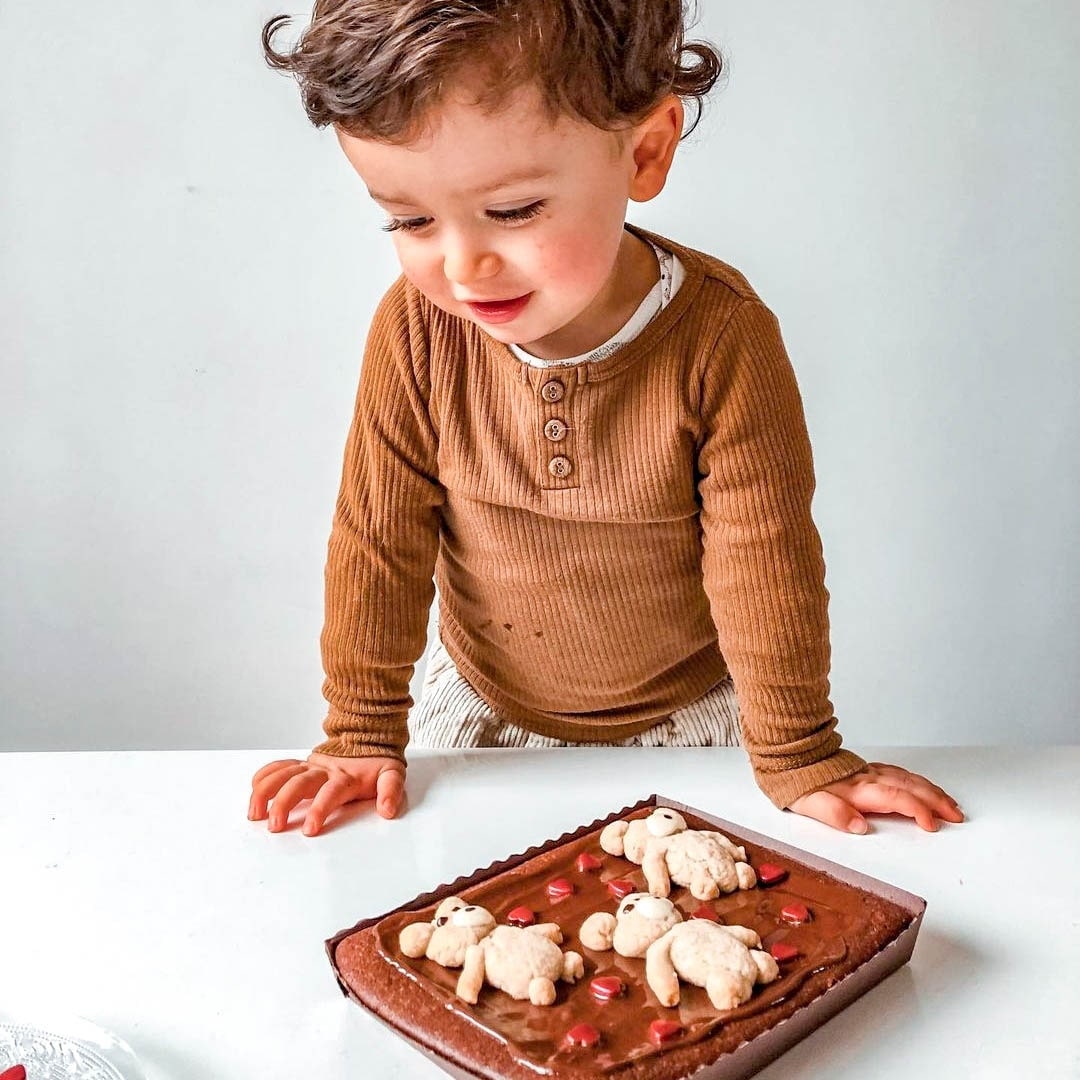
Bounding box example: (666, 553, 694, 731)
(534, 369, 579, 490)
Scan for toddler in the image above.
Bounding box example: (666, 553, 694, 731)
(248, 0, 963, 837)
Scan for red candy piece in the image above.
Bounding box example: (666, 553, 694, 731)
(565, 1022, 601, 1049)
(649, 1020, 683, 1046)
(770, 941, 800, 963)
(589, 975, 625, 1002)
(691, 904, 720, 922)
(507, 905, 536, 927)
(575, 851, 603, 873)
(546, 878, 574, 902)
(780, 902, 812, 925)
(757, 862, 789, 887)
(606, 878, 637, 900)
(0, 1067, 28, 1080)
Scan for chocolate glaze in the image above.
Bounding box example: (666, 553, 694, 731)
(364, 807, 912, 1077)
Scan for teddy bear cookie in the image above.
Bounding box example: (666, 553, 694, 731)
(579, 892, 683, 957)
(600, 807, 758, 900)
(456, 923, 585, 1006)
(645, 920, 780, 1010)
(398, 896, 497, 968)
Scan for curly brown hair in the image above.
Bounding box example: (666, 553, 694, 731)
(262, 0, 723, 141)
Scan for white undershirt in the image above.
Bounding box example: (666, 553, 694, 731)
(509, 241, 685, 367)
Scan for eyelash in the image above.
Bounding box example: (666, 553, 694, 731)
(381, 200, 547, 233)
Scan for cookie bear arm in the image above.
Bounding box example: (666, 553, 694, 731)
(643, 842, 672, 898)
(398, 921, 434, 958)
(528, 923, 564, 944)
(718, 924, 761, 949)
(600, 819, 630, 856)
(456, 943, 486, 1004)
(645, 932, 681, 1007)
(579, 911, 617, 951)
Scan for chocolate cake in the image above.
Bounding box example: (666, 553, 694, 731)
(328, 796, 924, 1080)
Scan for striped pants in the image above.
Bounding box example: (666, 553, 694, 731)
(409, 634, 742, 749)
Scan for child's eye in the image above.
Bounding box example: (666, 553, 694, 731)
(382, 216, 432, 233)
(486, 200, 546, 225)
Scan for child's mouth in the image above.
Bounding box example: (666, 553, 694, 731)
(465, 293, 532, 324)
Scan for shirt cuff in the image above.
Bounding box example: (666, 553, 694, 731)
(753, 748, 867, 810)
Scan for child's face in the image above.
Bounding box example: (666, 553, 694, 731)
(336, 82, 677, 359)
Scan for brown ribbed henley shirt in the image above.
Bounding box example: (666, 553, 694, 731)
(315, 225, 866, 809)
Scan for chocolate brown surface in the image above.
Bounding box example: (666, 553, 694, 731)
(332, 803, 917, 1080)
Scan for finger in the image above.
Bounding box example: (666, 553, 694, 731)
(865, 765, 965, 823)
(849, 785, 940, 832)
(864, 764, 967, 812)
(267, 771, 328, 832)
(902, 781, 964, 823)
(789, 790, 868, 834)
(302, 776, 362, 836)
(376, 767, 406, 819)
(251, 758, 303, 786)
(248, 763, 310, 820)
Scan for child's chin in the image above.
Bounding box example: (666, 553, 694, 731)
(473, 321, 530, 345)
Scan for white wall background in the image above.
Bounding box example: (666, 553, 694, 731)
(2, 2, 1077, 751)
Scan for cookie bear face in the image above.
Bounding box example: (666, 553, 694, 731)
(398, 896, 497, 968)
(578, 892, 684, 958)
(612, 893, 684, 957)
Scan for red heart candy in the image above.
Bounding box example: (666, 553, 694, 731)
(691, 904, 720, 922)
(589, 976, 625, 1002)
(606, 878, 636, 900)
(780, 902, 812, 925)
(649, 1020, 683, 1046)
(565, 1022, 601, 1048)
(757, 863, 789, 887)
(507, 905, 535, 927)
(546, 878, 574, 902)
(0, 1067, 28, 1080)
(575, 851, 603, 873)
(770, 941, 800, 963)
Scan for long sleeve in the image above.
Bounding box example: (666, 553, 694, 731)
(314, 278, 444, 760)
(696, 299, 865, 808)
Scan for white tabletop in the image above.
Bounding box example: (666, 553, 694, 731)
(1, 746, 1077, 1079)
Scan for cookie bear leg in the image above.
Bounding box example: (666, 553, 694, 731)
(562, 950, 584, 983)
(529, 977, 557, 1006)
(705, 969, 749, 1011)
(751, 949, 780, 984)
(690, 870, 720, 901)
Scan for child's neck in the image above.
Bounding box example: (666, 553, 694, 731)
(519, 229, 660, 361)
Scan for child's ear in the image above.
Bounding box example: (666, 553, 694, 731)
(628, 95, 684, 202)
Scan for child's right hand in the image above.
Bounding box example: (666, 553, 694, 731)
(247, 752, 406, 836)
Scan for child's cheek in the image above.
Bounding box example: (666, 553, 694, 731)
(532, 231, 617, 294)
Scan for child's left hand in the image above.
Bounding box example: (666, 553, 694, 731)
(787, 762, 964, 834)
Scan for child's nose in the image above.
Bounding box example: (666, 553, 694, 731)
(443, 244, 500, 287)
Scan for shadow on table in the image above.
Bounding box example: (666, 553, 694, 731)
(755, 925, 985, 1078)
